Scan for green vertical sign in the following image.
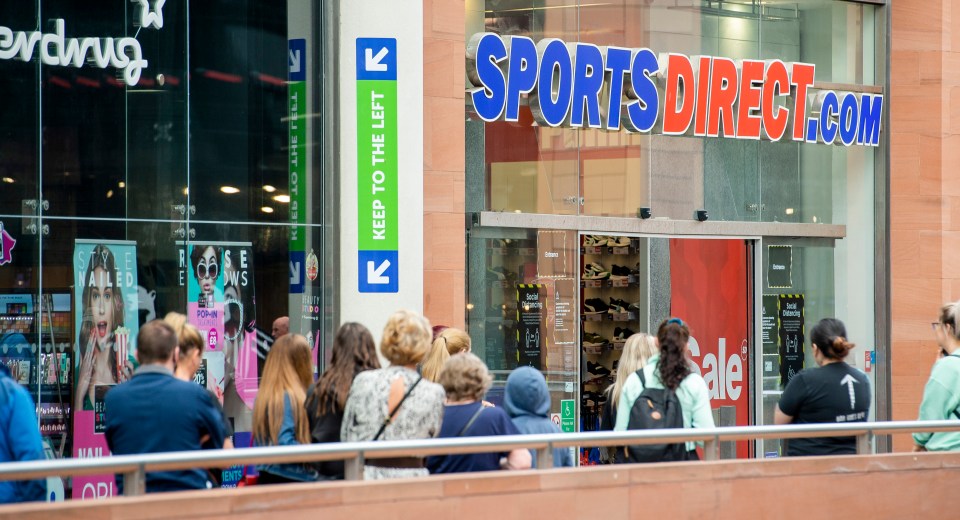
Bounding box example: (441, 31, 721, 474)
(289, 80, 307, 250)
(560, 399, 575, 433)
(356, 64, 398, 249)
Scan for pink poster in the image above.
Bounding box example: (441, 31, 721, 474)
(72, 240, 139, 499)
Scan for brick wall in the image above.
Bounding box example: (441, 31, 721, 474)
(890, 0, 960, 450)
(422, 0, 466, 329)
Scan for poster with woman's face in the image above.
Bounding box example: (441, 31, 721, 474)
(187, 244, 225, 353)
(72, 240, 138, 500)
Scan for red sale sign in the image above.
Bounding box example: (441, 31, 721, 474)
(670, 239, 751, 458)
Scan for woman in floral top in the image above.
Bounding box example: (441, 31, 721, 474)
(341, 309, 445, 480)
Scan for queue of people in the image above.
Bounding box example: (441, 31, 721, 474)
(5, 301, 960, 502)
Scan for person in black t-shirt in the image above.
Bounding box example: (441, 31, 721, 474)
(775, 318, 871, 456)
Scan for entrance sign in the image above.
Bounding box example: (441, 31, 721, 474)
(466, 33, 882, 147)
(356, 37, 399, 293)
(767, 245, 793, 289)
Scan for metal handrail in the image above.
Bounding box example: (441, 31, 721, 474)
(0, 420, 957, 496)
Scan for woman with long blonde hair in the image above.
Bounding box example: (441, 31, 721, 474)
(253, 334, 318, 483)
(421, 328, 470, 382)
(600, 333, 658, 463)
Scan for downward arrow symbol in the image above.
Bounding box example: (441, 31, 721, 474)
(365, 47, 389, 72)
(289, 49, 301, 74)
(840, 374, 858, 409)
(367, 259, 390, 284)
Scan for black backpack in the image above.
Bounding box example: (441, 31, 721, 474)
(624, 369, 687, 463)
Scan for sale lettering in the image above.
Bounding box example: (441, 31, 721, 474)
(467, 33, 882, 147)
(688, 336, 743, 401)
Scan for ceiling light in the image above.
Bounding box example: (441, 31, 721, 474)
(118, 181, 126, 188)
(273, 194, 290, 203)
(263, 185, 277, 193)
(1, 177, 13, 184)
(260, 206, 274, 214)
(106, 190, 114, 198)
(183, 187, 189, 195)
(785, 208, 794, 215)
(220, 186, 240, 194)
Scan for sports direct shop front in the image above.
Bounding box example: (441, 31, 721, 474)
(464, 1, 885, 464)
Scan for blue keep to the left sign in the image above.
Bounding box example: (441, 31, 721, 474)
(358, 250, 398, 293)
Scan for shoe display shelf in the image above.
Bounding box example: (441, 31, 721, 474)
(579, 234, 645, 464)
(483, 238, 538, 371)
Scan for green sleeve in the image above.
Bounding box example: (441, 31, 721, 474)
(614, 372, 643, 431)
(913, 358, 960, 446)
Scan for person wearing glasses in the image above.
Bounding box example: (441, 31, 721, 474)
(190, 245, 222, 309)
(613, 318, 715, 461)
(775, 318, 871, 456)
(914, 301, 960, 452)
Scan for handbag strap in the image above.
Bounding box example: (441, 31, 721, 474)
(456, 405, 486, 437)
(373, 375, 423, 441)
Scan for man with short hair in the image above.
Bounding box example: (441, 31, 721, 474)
(105, 320, 225, 493)
(271, 316, 289, 339)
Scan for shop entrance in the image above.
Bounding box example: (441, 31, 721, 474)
(579, 234, 754, 462)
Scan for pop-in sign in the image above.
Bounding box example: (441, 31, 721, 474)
(0, 222, 15, 266)
(356, 37, 399, 293)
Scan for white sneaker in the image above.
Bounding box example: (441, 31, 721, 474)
(609, 236, 631, 247)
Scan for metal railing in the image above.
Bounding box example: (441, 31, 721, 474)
(0, 420, 957, 497)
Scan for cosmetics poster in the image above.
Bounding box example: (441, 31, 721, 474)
(181, 242, 259, 434)
(72, 240, 139, 500)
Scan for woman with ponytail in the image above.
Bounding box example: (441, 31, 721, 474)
(775, 318, 871, 456)
(613, 318, 714, 460)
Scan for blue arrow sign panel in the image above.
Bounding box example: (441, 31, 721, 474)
(358, 250, 398, 293)
(356, 38, 397, 81)
(288, 38, 306, 81)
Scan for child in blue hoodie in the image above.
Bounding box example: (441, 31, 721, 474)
(504, 366, 574, 468)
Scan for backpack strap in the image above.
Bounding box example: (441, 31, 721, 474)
(637, 368, 646, 389)
(456, 405, 486, 437)
(373, 375, 423, 441)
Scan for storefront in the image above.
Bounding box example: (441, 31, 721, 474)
(0, 0, 335, 497)
(463, 0, 888, 462)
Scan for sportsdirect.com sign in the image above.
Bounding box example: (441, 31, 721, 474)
(467, 33, 883, 147)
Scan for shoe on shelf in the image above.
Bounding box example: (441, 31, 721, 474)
(587, 361, 611, 378)
(609, 265, 631, 280)
(583, 332, 608, 347)
(608, 236, 631, 248)
(628, 301, 641, 311)
(583, 298, 609, 314)
(614, 327, 636, 341)
(583, 263, 610, 280)
(607, 297, 628, 314)
(487, 266, 509, 280)
(583, 235, 608, 247)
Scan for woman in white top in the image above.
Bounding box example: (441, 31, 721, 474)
(341, 310, 445, 480)
(614, 318, 715, 461)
